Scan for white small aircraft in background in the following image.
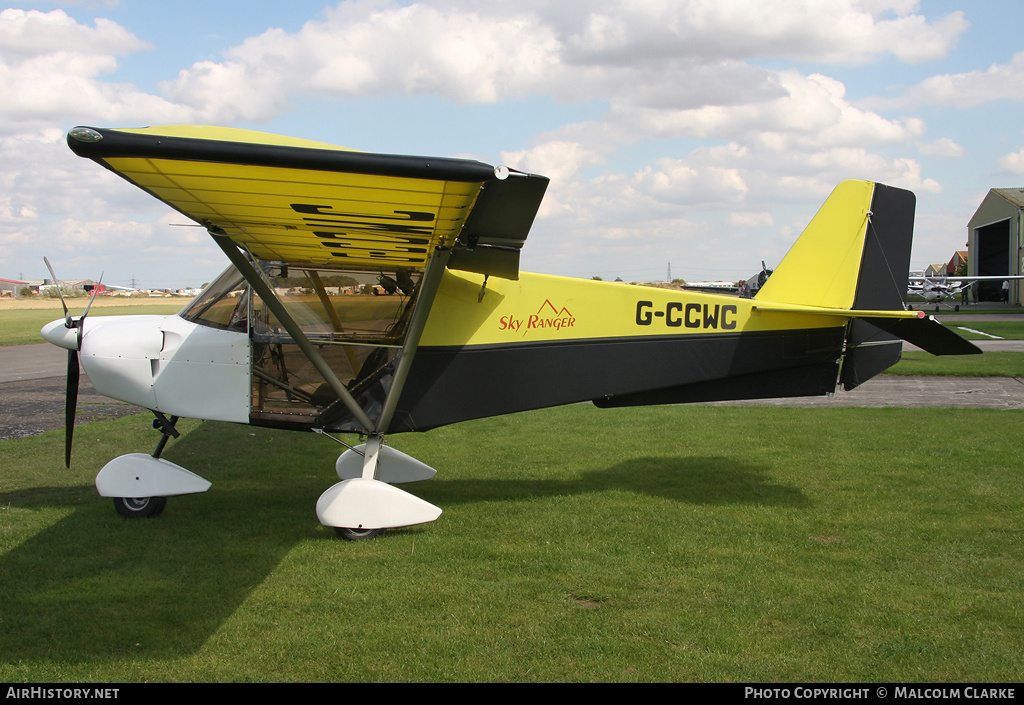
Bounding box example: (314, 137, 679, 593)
(908, 275, 1024, 311)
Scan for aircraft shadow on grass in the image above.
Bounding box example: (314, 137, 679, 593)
(0, 425, 807, 663)
(418, 455, 810, 511)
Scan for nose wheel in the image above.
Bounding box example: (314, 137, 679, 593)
(334, 526, 385, 541)
(113, 496, 167, 518)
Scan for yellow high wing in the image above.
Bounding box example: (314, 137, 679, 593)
(67, 125, 544, 272)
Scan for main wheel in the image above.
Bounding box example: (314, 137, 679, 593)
(113, 496, 167, 518)
(334, 526, 385, 541)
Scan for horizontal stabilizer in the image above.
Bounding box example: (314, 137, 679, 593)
(861, 315, 981, 356)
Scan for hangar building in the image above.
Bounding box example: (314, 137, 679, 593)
(0, 278, 30, 298)
(967, 188, 1024, 304)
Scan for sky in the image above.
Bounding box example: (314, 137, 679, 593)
(3, 0, 1024, 289)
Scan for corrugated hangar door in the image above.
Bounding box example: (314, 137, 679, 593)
(975, 218, 1010, 301)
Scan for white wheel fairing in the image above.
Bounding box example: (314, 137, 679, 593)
(316, 478, 442, 530)
(335, 444, 437, 483)
(96, 453, 212, 498)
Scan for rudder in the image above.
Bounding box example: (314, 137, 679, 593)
(839, 183, 918, 389)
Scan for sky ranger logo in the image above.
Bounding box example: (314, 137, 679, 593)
(499, 300, 576, 337)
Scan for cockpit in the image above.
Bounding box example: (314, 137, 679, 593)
(180, 262, 423, 430)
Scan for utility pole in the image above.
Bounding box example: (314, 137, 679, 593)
(667, 262, 671, 283)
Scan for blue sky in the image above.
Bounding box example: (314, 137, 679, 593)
(3, 1, 1024, 288)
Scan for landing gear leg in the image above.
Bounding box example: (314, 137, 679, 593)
(334, 434, 387, 541)
(104, 413, 183, 519)
(151, 412, 180, 459)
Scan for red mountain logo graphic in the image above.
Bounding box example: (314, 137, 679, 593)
(537, 299, 572, 317)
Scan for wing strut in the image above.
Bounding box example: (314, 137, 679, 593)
(210, 231, 376, 433)
(374, 248, 451, 433)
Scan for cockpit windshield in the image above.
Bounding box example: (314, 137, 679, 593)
(178, 261, 423, 432)
(178, 265, 249, 332)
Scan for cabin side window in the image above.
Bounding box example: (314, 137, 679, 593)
(179, 262, 422, 429)
(247, 264, 422, 430)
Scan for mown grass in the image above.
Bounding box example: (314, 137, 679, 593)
(1, 296, 427, 346)
(1, 404, 1021, 682)
(0, 303, 185, 346)
(890, 351, 1024, 377)
(946, 321, 1024, 340)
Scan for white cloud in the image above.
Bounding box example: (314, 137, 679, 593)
(161, 4, 565, 120)
(159, 1, 968, 119)
(997, 148, 1024, 175)
(916, 137, 965, 157)
(879, 50, 1024, 109)
(633, 159, 748, 207)
(549, 0, 964, 66)
(0, 9, 188, 132)
(729, 211, 774, 227)
(501, 141, 606, 184)
(0, 8, 145, 57)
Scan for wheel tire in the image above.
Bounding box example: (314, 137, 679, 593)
(334, 526, 385, 541)
(113, 496, 167, 518)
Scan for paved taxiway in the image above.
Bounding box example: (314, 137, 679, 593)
(0, 344, 140, 441)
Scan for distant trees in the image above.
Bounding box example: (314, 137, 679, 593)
(275, 274, 361, 288)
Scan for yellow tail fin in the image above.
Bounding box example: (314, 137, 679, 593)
(756, 180, 875, 309)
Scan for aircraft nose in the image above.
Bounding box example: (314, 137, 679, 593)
(41, 318, 79, 350)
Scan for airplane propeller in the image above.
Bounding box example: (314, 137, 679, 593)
(43, 257, 102, 468)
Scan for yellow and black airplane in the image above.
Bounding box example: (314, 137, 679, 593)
(41, 125, 978, 539)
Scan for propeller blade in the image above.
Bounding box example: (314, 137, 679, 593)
(65, 349, 80, 468)
(43, 257, 71, 329)
(76, 272, 103, 350)
(80, 272, 103, 321)
(44, 257, 98, 467)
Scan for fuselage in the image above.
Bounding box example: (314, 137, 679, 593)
(41, 266, 847, 434)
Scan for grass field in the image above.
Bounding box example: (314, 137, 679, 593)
(0, 295, 409, 346)
(0, 298, 186, 346)
(0, 404, 1021, 682)
(944, 321, 1024, 340)
(890, 351, 1024, 377)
